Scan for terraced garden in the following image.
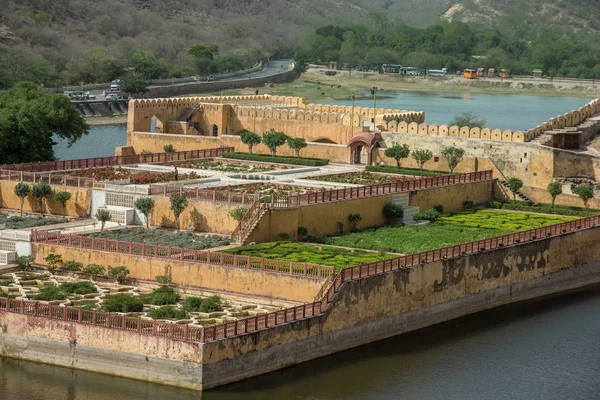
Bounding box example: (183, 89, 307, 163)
(220, 183, 326, 198)
(172, 159, 294, 172)
(86, 228, 230, 250)
(223, 242, 393, 273)
(0, 214, 67, 229)
(315, 209, 579, 255)
(70, 167, 203, 184)
(306, 171, 418, 185)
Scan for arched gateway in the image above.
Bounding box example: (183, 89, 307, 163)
(347, 131, 381, 165)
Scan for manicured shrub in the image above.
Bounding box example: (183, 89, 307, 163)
(102, 295, 144, 312)
(60, 281, 97, 295)
(146, 306, 188, 320)
(44, 254, 63, 274)
(34, 285, 67, 301)
(63, 260, 83, 271)
(107, 266, 130, 284)
(14, 182, 30, 216)
(365, 165, 449, 177)
(222, 152, 329, 166)
(413, 209, 441, 222)
(87, 228, 229, 250)
(134, 197, 156, 228)
(31, 182, 52, 216)
(433, 204, 444, 213)
(15, 255, 33, 272)
(348, 213, 362, 230)
(572, 185, 594, 209)
(54, 191, 72, 216)
(277, 232, 291, 241)
(0, 215, 66, 229)
(463, 200, 474, 209)
(0, 279, 13, 286)
(383, 203, 404, 222)
(182, 295, 223, 313)
(150, 286, 179, 305)
(229, 207, 248, 222)
(240, 131, 262, 154)
(297, 226, 308, 240)
(507, 177, 523, 200)
(83, 263, 106, 276)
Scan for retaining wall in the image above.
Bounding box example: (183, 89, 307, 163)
(526, 98, 600, 140)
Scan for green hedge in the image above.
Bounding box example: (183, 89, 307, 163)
(365, 165, 450, 177)
(222, 152, 329, 166)
(487, 199, 599, 217)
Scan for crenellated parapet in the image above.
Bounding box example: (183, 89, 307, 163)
(525, 98, 600, 141)
(384, 121, 526, 142)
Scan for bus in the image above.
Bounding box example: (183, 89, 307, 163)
(463, 69, 478, 79)
(427, 68, 448, 76)
(382, 64, 403, 73)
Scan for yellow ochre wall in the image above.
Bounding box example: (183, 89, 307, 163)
(150, 196, 239, 233)
(0, 181, 91, 217)
(32, 244, 324, 303)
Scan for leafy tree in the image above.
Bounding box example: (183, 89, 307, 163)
(188, 44, 219, 59)
(0, 47, 56, 89)
(230, 207, 248, 222)
(0, 82, 89, 163)
(384, 144, 410, 168)
(442, 146, 465, 173)
(121, 74, 149, 97)
(287, 137, 307, 157)
(44, 254, 63, 274)
(14, 183, 30, 216)
(507, 177, 523, 200)
(293, 55, 309, 75)
(262, 129, 287, 155)
(15, 255, 33, 272)
(123, 49, 168, 80)
(155, 274, 173, 286)
(31, 182, 52, 216)
(134, 197, 156, 228)
(240, 131, 262, 154)
(383, 203, 404, 223)
(412, 149, 433, 171)
(95, 209, 112, 232)
(54, 191, 71, 216)
(348, 213, 362, 231)
(547, 182, 563, 208)
(65, 48, 122, 85)
(107, 266, 130, 284)
(169, 193, 189, 231)
(63, 260, 83, 272)
(83, 264, 106, 276)
(572, 185, 594, 209)
(450, 112, 486, 129)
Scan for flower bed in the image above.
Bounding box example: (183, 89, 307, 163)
(366, 165, 450, 177)
(70, 167, 202, 184)
(86, 228, 229, 250)
(0, 214, 67, 229)
(222, 152, 329, 166)
(219, 183, 325, 197)
(222, 242, 392, 274)
(307, 171, 417, 185)
(173, 159, 293, 173)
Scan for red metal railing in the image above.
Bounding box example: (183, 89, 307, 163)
(0, 147, 234, 172)
(0, 169, 94, 188)
(148, 184, 261, 206)
(6, 214, 599, 343)
(31, 230, 334, 278)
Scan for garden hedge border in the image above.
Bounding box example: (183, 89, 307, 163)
(222, 152, 329, 166)
(366, 165, 450, 177)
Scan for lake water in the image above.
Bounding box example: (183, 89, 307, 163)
(12, 91, 598, 399)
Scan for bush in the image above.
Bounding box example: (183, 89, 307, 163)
(413, 209, 441, 222)
(83, 263, 106, 275)
(365, 165, 449, 177)
(155, 275, 173, 285)
(34, 285, 67, 301)
(222, 152, 329, 166)
(230, 207, 248, 222)
(63, 260, 83, 271)
(297, 226, 308, 239)
(15, 255, 33, 272)
(433, 204, 444, 213)
(463, 200, 475, 209)
(44, 254, 63, 274)
(150, 286, 179, 305)
(277, 232, 291, 240)
(146, 306, 188, 320)
(102, 295, 144, 312)
(181, 295, 223, 313)
(107, 266, 130, 284)
(60, 281, 97, 295)
(87, 228, 229, 250)
(383, 203, 404, 221)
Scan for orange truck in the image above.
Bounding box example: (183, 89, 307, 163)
(463, 69, 477, 79)
(499, 68, 511, 78)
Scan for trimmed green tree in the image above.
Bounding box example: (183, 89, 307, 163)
(169, 193, 189, 231)
(384, 144, 410, 168)
(108, 266, 130, 284)
(547, 182, 562, 208)
(31, 182, 52, 216)
(573, 185, 594, 209)
(14, 182, 30, 216)
(15, 255, 33, 272)
(134, 197, 156, 228)
(348, 213, 362, 231)
(262, 129, 287, 155)
(412, 149, 433, 171)
(441, 146, 465, 173)
(507, 177, 523, 201)
(287, 137, 308, 157)
(229, 207, 248, 222)
(163, 144, 175, 153)
(54, 191, 71, 216)
(95, 209, 112, 232)
(240, 131, 262, 154)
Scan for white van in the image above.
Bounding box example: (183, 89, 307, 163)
(106, 93, 119, 101)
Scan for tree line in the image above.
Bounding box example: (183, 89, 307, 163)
(295, 19, 600, 78)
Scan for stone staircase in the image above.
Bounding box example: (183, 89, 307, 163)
(531, 133, 552, 146)
(391, 193, 420, 225)
(231, 202, 269, 245)
(499, 181, 538, 206)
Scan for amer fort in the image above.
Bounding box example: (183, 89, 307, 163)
(1, 93, 600, 390)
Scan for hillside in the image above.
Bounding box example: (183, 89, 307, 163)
(0, 0, 598, 86)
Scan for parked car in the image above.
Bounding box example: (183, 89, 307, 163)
(106, 93, 119, 101)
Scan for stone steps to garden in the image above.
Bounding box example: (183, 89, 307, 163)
(500, 181, 539, 206)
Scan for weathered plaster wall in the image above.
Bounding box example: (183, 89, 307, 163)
(0, 312, 204, 390)
(246, 180, 494, 242)
(32, 244, 323, 302)
(200, 226, 600, 389)
(0, 181, 91, 217)
(150, 195, 238, 233)
(520, 185, 600, 209)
